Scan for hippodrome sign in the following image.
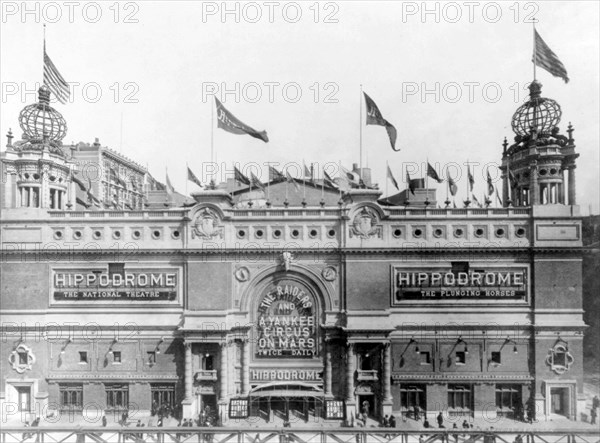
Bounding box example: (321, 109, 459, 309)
(52, 268, 178, 302)
(393, 267, 528, 302)
(255, 280, 317, 359)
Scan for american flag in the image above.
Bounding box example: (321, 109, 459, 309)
(534, 30, 569, 83)
(43, 48, 70, 104)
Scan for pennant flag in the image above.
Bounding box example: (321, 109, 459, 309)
(495, 185, 503, 206)
(363, 92, 398, 151)
(286, 170, 301, 192)
(303, 163, 313, 180)
(187, 166, 203, 188)
(110, 167, 127, 188)
(234, 166, 251, 186)
(453, 200, 457, 209)
(76, 197, 90, 209)
(406, 169, 415, 195)
(86, 176, 102, 207)
(72, 171, 87, 192)
(340, 165, 362, 188)
(467, 166, 475, 192)
(215, 98, 268, 143)
(250, 172, 265, 191)
(165, 173, 175, 195)
(534, 29, 569, 83)
(427, 163, 443, 183)
(387, 163, 399, 190)
(322, 169, 337, 189)
(508, 168, 518, 189)
(486, 169, 494, 196)
(447, 174, 458, 196)
(472, 194, 482, 208)
(43, 47, 70, 104)
(269, 165, 285, 181)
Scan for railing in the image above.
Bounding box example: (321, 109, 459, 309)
(195, 369, 218, 381)
(356, 369, 378, 381)
(0, 427, 597, 443)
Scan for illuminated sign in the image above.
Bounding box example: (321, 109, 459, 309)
(255, 281, 318, 359)
(250, 369, 322, 382)
(51, 268, 179, 302)
(392, 266, 528, 303)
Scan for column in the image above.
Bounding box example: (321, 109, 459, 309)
(241, 339, 250, 396)
(324, 340, 332, 396)
(502, 172, 509, 207)
(529, 162, 539, 205)
(568, 165, 576, 205)
(185, 343, 193, 400)
(382, 343, 393, 415)
(345, 344, 355, 402)
(219, 342, 228, 400)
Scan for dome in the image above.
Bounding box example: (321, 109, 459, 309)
(18, 86, 67, 145)
(511, 81, 561, 138)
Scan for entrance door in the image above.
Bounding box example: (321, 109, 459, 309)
(358, 395, 375, 419)
(551, 388, 567, 415)
(17, 387, 31, 412)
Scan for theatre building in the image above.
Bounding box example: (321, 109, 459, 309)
(0, 82, 587, 425)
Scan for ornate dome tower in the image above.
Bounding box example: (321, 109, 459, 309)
(500, 81, 579, 207)
(1, 86, 72, 210)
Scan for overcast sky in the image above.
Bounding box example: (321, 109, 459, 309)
(1, 1, 598, 213)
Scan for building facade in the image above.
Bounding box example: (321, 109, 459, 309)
(0, 83, 587, 425)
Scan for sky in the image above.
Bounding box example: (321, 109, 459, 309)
(1, 1, 598, 213)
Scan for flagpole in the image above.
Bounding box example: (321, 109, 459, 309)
(385, 161, 389, 198)
(210, 98, 215, 187)
(359, 84, 363, 173)
(185, 162, 188, 196)
(533, 21, 537, 81)
(42, 24, 46, 82)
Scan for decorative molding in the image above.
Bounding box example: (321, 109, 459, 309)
(8, 344, 36, 374)
(191, 207, 224, 240)
(349, 206, 382, 239)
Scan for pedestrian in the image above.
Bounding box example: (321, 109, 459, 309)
(462, 420, 469, 429)
(423, 417, 430, 428)
(102, 415, 107, 427)
(437, 412, 444, 428)
(593, 395, 600, 411)
(389, 415, 396, 427)
(413, 405, 421, 421)
(383, 414, 389, 427)
(591, 406, 597, 425)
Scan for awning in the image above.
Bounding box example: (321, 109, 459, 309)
(249, 390, 324, 398)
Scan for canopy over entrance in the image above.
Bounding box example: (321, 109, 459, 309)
(249, 382, 324, 398)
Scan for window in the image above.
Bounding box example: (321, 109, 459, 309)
(495, 384, 521, 412)
(400, 385, 426, 411)
(60, 384, 83, 410)
(18, 352, 28, 365)
(151, 384, 175, 413)
(448, 385, 473, 410)
(147, 351, 156, 365)
(419, 352, 431, 365)
(113, 351, 122, 363)
(455, 351, 466, 365)
(229, 399, 249, 418)
(203, 355, 214, 371)
(491, 351, 502, 365)
(553, 350, 567, 366)
(108, 263, 125, 278)
(79, 352, 88, 364)
(106, 384, 129, 410)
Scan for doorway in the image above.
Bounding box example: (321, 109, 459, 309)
(358, 394, 375, 419)
(17, 386, 31, 412)
(550, 388, 568, 416)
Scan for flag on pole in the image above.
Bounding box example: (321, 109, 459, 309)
(269, 165, 285, 181)
(323, 170, 337, 188)
(187, 166, 203, 188)
(427, 163, 443, 183)
(486, 169, 494, 196)
(215, 98, 269, 142)
(495, 185, 503, 206)
(363, 92, 399, 151)
(165, 173, 175, 195)
(447, 174, 458, 196)
(472, 194, 482, 208)
(303, 163, 313, 180)
(508, 168, 518, 189)
(467, 166, 475, 192)
(340, 165, 362, 188)
(534, 29, 569, 83)
(250, 172, 265, 192)
(406, 169, 415, 195)
(43, 48, 70, 104)
(86, 176, 102, 207)
(72, 171, 87, 191)
(285, 170, 301, 192)
(387, 163, 399, 190)
(234, 166, 251, 186)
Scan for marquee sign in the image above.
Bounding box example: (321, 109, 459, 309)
(51, 267, 180, 303)
(392, 266, 528, 303)
(250, 368, 322, 382)
(255, 280, 318, 359)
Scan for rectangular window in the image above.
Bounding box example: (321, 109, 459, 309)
(495, 384, 521, 412)
(108, 263, 125, 278)
(59, 384, 83, 410)
(151, 384, 175, 413)
(229, 399, 249, 418)
(448, 385, 472, 410)
(400, 384, 426, 411)
(113, 351, 122, 363)
(18, 352, 28, 365)
(455, 351, 466, 365)
(419, 351, 431, 365)
(79, 352, 88, 364)
(106, 384, 129, 411)
(491, 351, 501, 364)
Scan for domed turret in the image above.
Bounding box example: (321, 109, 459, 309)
(500, 81, 578, 207)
